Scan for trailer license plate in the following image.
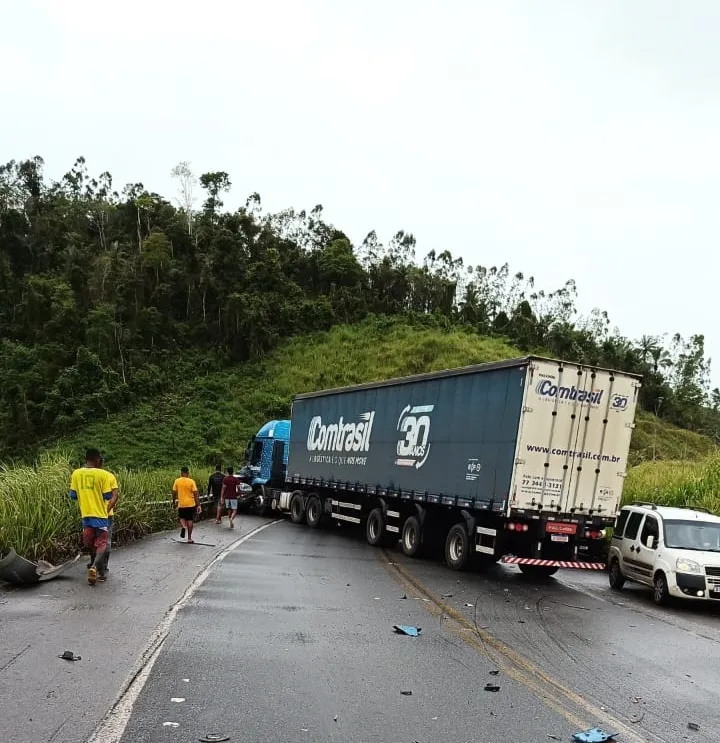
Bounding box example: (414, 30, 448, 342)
(545, 522, 577, 535)
(551, 534, 569, 542)
(712, 586, 720, 594)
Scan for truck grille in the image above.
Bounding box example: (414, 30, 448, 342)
(705, 566, 720, 577)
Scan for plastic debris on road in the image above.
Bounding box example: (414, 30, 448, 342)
(400, 690, 413, 696)
(199, 736, 230, 742)
(483, 683, 500, 692)
(688, 722, 700, 731)
(393, 625, 421, 636)
(571, 728, 618, 743)
(1, 550, 81, 585)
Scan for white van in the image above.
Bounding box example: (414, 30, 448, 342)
(608, 502, 720, 605)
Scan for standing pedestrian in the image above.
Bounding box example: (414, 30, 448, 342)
(207, 464, 225, 524)
(172, 467, 201, 543)
(69, 448, 117, 586)
(221, 466, 239, 529)
(93, 455, 119, 579)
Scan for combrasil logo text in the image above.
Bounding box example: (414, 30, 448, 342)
(535, 379, 604, 406)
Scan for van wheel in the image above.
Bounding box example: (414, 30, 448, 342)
(401, 516, 423, 557)
(519, 564, 559, 579)
(653, 572, 669, 605)
(290, 493, 305, 524)
(306, 496, 322, 528)
(608, 559, 625, 590)
(445, 523, 471, 571)
(366, 508, 389, 547)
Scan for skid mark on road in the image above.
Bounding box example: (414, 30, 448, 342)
(380, 550, 669, 743)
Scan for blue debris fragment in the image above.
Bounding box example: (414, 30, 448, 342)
(572, 728, 619, 743)
(393, 625, 421, 637)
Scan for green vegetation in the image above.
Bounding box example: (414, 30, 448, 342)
(2, 154, 720, 561)
(51, 316, 717, 470)
(624, 455, 720, 514)
(0, 453, 209, 562)
(54, 317, 520, 468)
(2, 155, 720, 467)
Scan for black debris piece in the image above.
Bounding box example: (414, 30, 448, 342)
(484, 683, 500, 692)
(58, 650, 81, 661)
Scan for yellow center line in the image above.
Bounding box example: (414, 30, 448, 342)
(380, 550, 662, 743)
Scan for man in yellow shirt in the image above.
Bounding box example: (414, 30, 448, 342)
(69, 448, 118, 586)
(172, 466, 201, 543)
(92, 455, 119, 580)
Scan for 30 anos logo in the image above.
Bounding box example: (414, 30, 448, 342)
(611, 394, 629, 410)
(395, 404, 434, 470)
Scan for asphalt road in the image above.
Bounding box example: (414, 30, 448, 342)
(0, 515, 274, 743)
(4, 517, 719, 742)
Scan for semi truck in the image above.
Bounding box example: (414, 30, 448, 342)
(243, 356, 641, 577)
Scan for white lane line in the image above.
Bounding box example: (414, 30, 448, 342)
(86, 520, 280, 743)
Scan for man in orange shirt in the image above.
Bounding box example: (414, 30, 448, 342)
(172, 466, 201, 543)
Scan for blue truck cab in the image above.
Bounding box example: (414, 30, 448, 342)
(245, 419, 291, 488)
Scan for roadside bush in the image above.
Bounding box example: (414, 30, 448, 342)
(0, 452, 210, 562)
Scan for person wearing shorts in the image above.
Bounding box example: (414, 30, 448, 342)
(207, 464, 226, 524)
(221, 467, 238, 529)
(173, 467, 201, 543)
(69, 448, 117, 586)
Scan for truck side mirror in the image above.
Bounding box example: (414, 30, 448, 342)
(645, 535, 655, 550)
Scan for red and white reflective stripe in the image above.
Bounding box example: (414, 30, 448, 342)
(502, 556, 605, 570)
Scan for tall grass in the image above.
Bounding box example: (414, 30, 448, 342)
(624, 454, 720, 514)
(0, 452, 210, 562)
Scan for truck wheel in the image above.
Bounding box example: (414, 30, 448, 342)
(306, 496, 322, 528)
(445, 523, 471, 571)
(653, 571, 669, 605)
(366, 507, 390, 547)
(401, 515, 423, 558)
(608, 559, 625, 590)
(519, 564, 559, 579)
(290, 493, 305, 524)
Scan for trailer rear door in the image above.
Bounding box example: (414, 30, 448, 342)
(509, 358, 640, 517)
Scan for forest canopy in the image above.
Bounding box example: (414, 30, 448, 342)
(0, 155, 717, 461)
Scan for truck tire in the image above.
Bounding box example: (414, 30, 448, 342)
(306, 495, 322, 528)
(445, 523, 471, 571)
(401, 515, 423, 558)
(290, 493, 305, 524)
(366, 507, 390, 547)
(608, 558, 625, 590)
(519, 564, 559, 579)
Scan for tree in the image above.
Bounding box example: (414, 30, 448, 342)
(199, 171, 232, 221)
(170, 161, 197, 235)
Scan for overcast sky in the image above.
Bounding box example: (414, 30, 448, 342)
(2, 1, 717, 382)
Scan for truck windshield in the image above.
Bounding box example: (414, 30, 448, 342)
(664, 520, 720, 552)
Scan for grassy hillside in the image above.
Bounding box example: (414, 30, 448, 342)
(52, 316, 716, 470)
